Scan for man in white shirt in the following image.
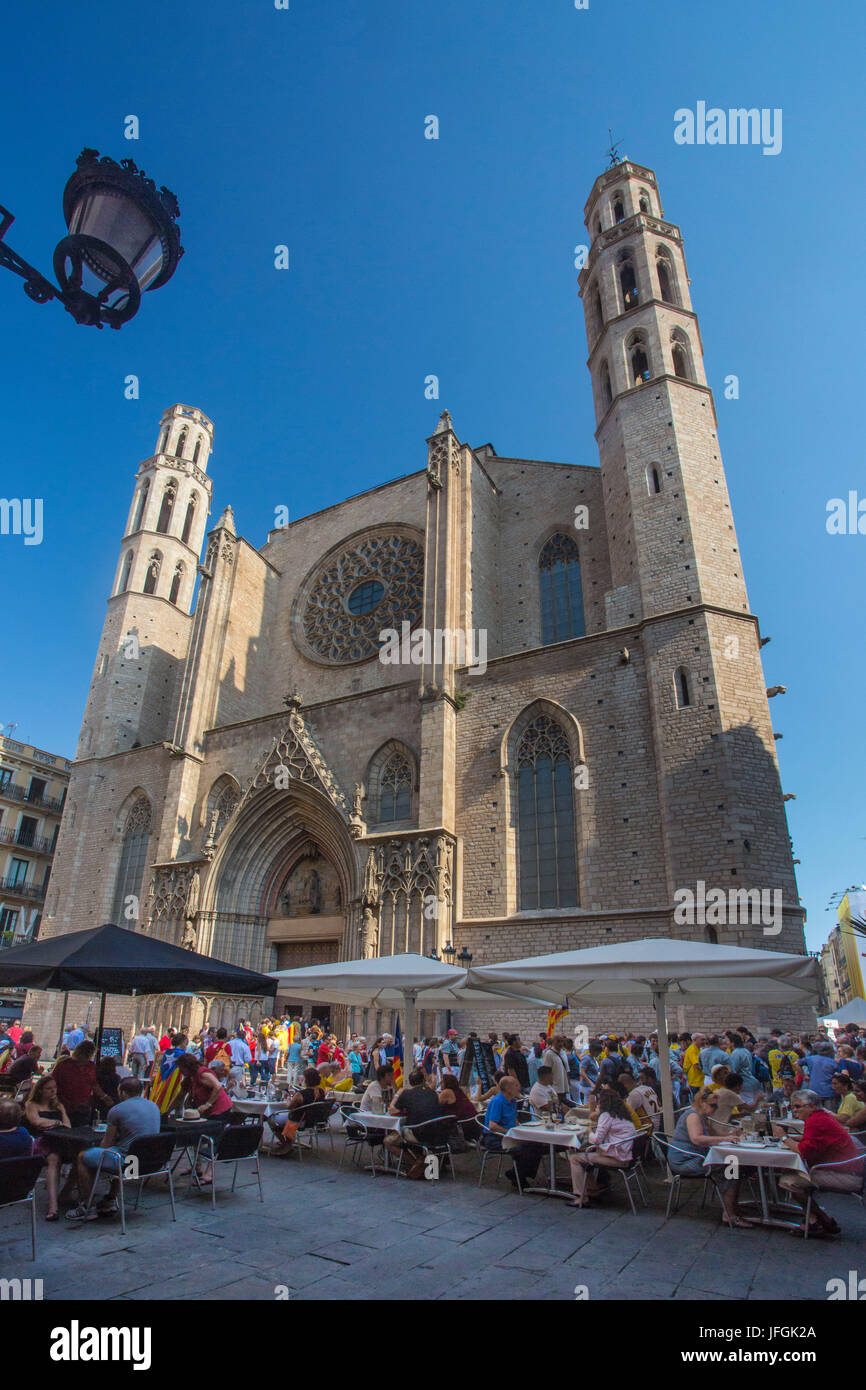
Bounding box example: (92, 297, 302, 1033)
(226, 1030, 252, 1088)
(529, 1066, 560, 1118)
(127, 1026, 158, 1078)
(542, 1036, 569, 1104)
(360, 1064, 395, 1114)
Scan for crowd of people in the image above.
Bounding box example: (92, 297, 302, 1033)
(0, 1012, 864, 1234)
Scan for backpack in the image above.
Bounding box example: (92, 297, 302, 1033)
(778, 1052, 796, 1080)
(213, 1044, 232, 1069)
(751, 1054, 770, 1084)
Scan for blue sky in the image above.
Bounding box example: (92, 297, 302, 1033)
(0, 0, 863, 950)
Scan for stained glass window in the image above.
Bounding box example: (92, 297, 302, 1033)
(380, 752, 412, 822)
(516, 715, 578, 910)
(539, 535, 585, 645)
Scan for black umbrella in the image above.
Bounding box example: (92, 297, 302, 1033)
(0, 922, 275, 1057)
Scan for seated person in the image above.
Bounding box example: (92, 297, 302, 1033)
(266, 1067, 329, 1150)
(774, 1089, 865, 1235)
(360, 1064, 395, 1114)
(319, 1061, 354, 1093)
(618, 1070, 661, 1131)
(483, 1076, 543, 1192)
(708, 1063, 730, 1094)
(6, 1045, 43, 1089)
(528, 1066, 560, 1119)
(0, 1099, 34, 1157)
(24, 1075, 72, 1219)
(771, 1074, 798, 1111)
(830, 1072, 860, 1124)
(567, 1089, 637, 1210)
(439, 1072, 481, 1141)
(668, 1087, 754, 1229)
(66, 1078, 160, 1222)
(835, 1079, 866, 1132)
(709, 1072, 765, 1131)
(385, 1068, 450, 1174)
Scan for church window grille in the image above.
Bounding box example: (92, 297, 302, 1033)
(379, 752, 412, 822)
(516, 715, 578, 910)
(539, 535, 585, 644)
(110, 797, 152, 925)
(301, 533, 424, 664)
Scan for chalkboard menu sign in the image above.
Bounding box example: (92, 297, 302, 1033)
(96, 1028, 124, 1060)
(459, 1037, 497, 1092)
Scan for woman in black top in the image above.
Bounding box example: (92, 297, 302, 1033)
(24, 1075, 71, 1220)
(95, 1055, 122, 1117)
(267, 1067, 327, 1152)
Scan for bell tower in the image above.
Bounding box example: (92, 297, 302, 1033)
(579, 160, 801, 949)
(76, 405, 214, 759)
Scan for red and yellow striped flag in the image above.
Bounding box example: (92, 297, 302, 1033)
(546, 1007, 567, 1037)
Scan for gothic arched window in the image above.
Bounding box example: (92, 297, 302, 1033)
(639, 190, 650, 213)
(516, 714, 578, 910)
(192, 437, 201, 464)
(156, 481, 176, 535)
(671, 328, 693, 381)
(143, 550, 161, 595)
(118, 550, 134, 594)
(175, 429, 187, 459)
(657, 250, 678, 305)
(619, 257, 639, 309)
(675, 667, 692, 708)
(599, 360, 613, 412)
(132, 478, 150, 532)
(168, 561, 184, 606)
(181, 494, 197, 546)
(627, 331, 650, 384)
(539, 535, 585, 645)
(206, 775, 241, 840)
(612, 194, 625, 222)
(379, 752, 412, 823)
(110, 796, 152, 925)
(591, 284, 604, 340)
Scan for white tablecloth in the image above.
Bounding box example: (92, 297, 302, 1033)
(506, 1122, 586, 1150)
(231, 1098, 278, 1117)
(703, 1141, 808, 1175)
(350, 1112, 403, 1131)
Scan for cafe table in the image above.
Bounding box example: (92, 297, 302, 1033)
(505, 1119, 589, 1198)
(341, 1110, 403, 1175)
(702, 1137, 809, 1229)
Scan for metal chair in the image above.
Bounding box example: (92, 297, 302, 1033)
(339, 1107, 389, 1172)
(395, 1113, 461, 1182)
(85, 1133, 177, 1236)
(800, 1151, 866, 1238)
(192, 1121, 264, 1210)
(475, 1119, 512, 1188)
(653, 1133, 715, 1218)
(0, 1154, 45, 1260)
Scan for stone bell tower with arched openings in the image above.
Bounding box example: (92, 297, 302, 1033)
(578, 160, 799, 939)
(76, 404, 214, 758)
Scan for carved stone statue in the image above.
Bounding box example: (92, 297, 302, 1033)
(359, 905, 378, 959)
(182, 918, 198, 950)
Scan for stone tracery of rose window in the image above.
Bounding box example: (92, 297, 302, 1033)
(301, 533, 424, 664)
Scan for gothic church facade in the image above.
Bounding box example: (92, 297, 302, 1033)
(27, 161, 810, 1041)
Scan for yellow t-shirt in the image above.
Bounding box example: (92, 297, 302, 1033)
(683, 1044, 703, 1087)
(768, 1049, 798, 1085)
(837, 1091, 859, 1120)
(276, 1028, 289, 1049)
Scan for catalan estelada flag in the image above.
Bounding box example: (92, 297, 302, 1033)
(392, 1017, 404, 1090)
(148, 1049, 185, 1114)
(546, 1006, 568, 1037)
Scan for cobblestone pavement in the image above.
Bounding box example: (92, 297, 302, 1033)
(3, 1139, 863, 1302)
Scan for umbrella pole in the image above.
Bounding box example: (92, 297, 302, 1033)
(403, 990, 417, 1096)
(55, 991, 69, 1060)
(95, 991, 107, 1063)
(653, 989, 675, 1136)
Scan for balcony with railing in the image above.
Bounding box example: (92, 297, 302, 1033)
(0, 826, 57, 855)
(0, 782, 66, 814)
(0, 876, 47, 901)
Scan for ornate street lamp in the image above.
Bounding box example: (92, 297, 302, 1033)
(442, 941, 457, 965)
(0, 148, 183, 329)
(428, 947, 440, 961)
(457, 946, 473, 967)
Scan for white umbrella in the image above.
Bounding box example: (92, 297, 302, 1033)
(821, 996, 866, 1027)
(468, 938, 820, 1134)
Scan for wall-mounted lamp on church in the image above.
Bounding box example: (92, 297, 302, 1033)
(0, 148, 183, 329)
